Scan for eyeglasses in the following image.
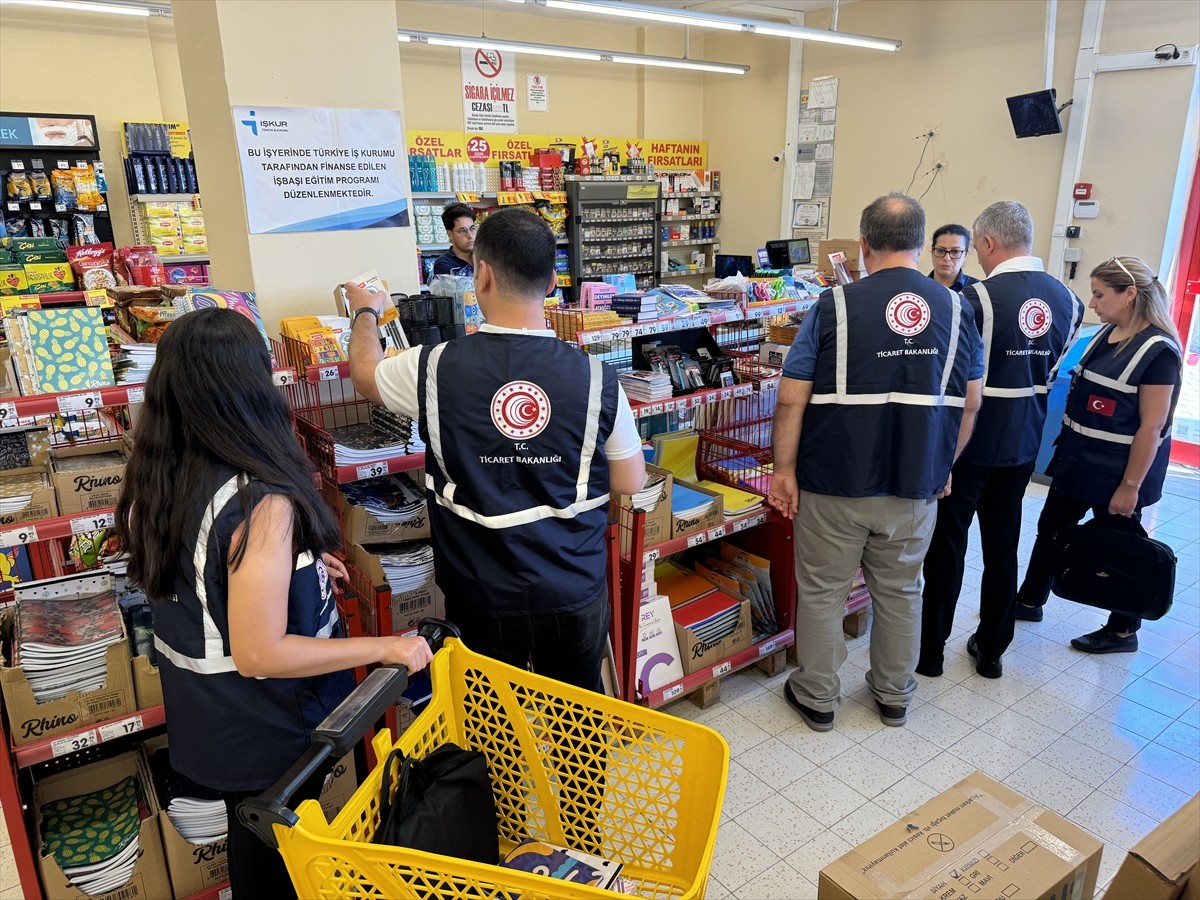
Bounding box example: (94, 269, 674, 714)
(931, 247, 965, 259)
(453, 225, 478, 236)
(1109, 256, 1136, 286)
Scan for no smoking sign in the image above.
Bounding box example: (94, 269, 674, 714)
(475, 49, 503, 78)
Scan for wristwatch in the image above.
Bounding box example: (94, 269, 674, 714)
(353, 306, 381, 326)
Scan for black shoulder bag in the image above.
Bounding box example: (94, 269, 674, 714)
(372, 742, 499, 865)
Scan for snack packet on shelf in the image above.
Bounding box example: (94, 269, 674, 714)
(66, 242, 118, 290)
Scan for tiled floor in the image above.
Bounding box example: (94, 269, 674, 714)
(0, 470, 1195, 899)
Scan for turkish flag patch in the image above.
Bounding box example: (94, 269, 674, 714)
(1087, 395, 1116, 417)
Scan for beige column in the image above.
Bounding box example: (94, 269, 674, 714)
(173, 0, 418, 332)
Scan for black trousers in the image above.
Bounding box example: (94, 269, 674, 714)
(1016, 486, 1143, 633)
(921, 459, 1037, 663)
(221, 761, 331, 898)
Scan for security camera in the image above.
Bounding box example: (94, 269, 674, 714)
(772, 152, 785, 163)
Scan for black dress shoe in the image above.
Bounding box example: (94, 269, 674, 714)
(875, 700, 907, 727)
(1015, 604, 1044, 622)
(784, 681, 834, 732)
(967, 635, 1003, 679)
(1071, 628, 1138, 654)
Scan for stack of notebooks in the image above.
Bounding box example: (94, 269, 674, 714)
(4, 308, 115, 395)
(40, 775, 145, 895)
(502, 839, 637, 894)
(619, 370, 672, 403)
(611, 291, 658, 322)
(112, 343, 156, 385)
(629, 471, 667, 512)
(671, 482, 716, 520)
(0, 472, 50, 518)
(148, 746, 227, 845)
(651, 431, 766, 518)
(363, 541, 435, 593)
(672, 589, 743, 644)
(342, 474, 425, 524)
(331, 421, 414, 467)
(15, 590, 124, 702)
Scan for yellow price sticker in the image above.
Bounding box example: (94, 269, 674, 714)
(0, 295, 41, 317)
(626, 184, 658, 200)
(556, 274, 572, 287)
(84, 289, 112, 308)
(455, 192, 481, 203)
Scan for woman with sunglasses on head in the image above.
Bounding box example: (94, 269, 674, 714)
(928, 224, 978, 291)
(1015, 256, 1183, 653)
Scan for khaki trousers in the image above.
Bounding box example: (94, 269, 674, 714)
(786, 491, 937, 712)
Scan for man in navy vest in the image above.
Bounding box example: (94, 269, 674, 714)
(918, 201, 1083, 680)
(345, 208, 645, 693)
(769, 193, 983, 731)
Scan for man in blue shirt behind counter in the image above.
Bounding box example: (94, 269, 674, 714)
(769, 192, 984, 733)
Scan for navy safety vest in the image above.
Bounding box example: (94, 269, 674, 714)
(799, 269, 977, 500)
(1051, 324, 1182, 508)
(152, 471, 354, 792)
(416, 332, 620, 616)
(960, 272, 1084, 467)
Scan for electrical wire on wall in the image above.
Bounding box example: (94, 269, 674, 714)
(905, 131, 935, 195)
(918, 162, 944, 201)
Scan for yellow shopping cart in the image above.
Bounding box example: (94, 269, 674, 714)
(240, 619, 729, 899)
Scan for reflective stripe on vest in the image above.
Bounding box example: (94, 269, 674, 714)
(1062, 414, 1166, 447)
(1074, 329, 1174, 395)
(974, 280, 1054, 399)
(809, 283, 966, 408)
(423, 346, 611, 528)
(156, 474, 242, 676)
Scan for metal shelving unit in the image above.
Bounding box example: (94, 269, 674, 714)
(657, 188, 721, 285)
(566, 178, 660, 300)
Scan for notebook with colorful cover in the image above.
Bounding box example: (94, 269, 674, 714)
(24, 308, 115, 393)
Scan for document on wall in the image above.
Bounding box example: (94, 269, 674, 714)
(816, 124, 836, 142)
(806, 77, 839, 109)
(792, 161, 816, 200)
(815, 143, 834, 161)
(813, 161, 834, 198)
(797, 124, 819, 144)
(792, 202, 822, 228)
(819, 108, 837, 123)
(799, 109, 819, 126)
(797, 146, 816, 163)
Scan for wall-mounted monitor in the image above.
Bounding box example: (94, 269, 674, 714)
(1006, 88, 1063, 138)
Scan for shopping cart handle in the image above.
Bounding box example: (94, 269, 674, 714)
(237, 617, 460, 849)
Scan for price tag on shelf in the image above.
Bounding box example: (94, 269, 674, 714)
(31, 158, 43, 169)
(664, 400, 676, 413)
(57, 392, 103, 414)
(84, 289, 109, 308)
(0, 401, 17, 426)
(643, 548, 660, 563)
(271, 369, 296, 387)
(0, 526, 38, 548)
(662, 684, 684, 702)
(51, 730, 97, 758)
(711, 661, 732, 679)
(318, 365, 341, 381)
(455, 192, 480, 203)
(219, 889, 233, 900)
(760, 378, 779, 392)
(54, 203, 66, 212)
(735, 384, 753, 398)
(126, 386, 145, 405)
(74, 160, 88, 169)
(757, 640, 779, 657)
(96, 203, 107, 212)
(29, 201, 41, 211)
(720, 389, 733, 401)
(98, 714, 144, 742)
(691, 396, 704, 408)
(708, 525, 727, 541)
(686, 533, 707, 548)
(71, 512, 115, 535)
(56, 159, 69, 170)
(649, 404, 664, 416)
(9, 160, 24, 171)
(356, 461, 389, 480)
(5, 202, 17, 212)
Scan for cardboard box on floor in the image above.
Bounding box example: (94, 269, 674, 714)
(1107, 793, 1199, 900)
(50, 440, 130, 516)
(140, 734, 228, 899)
(348, 542, 444, 635)
(819, 771, 1103, 900)
(674, 594, 752, 677)
(617, 464, 673, 556)
(33, 749, 172, 900)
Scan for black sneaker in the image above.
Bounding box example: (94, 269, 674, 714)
(1071, 628, 1138, 654)
(966, 635, 1003, 679)
(875, 700, 907, 727)
(1015, 604, 1043, 622)
(784, 681, 834, 732)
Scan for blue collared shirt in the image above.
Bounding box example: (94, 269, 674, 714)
(926, 269, 978, 292)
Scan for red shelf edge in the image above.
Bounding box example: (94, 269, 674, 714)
(630, 508, 772, 563)
(304, 361, 351, 383)
(0, 506, 115, 546)
(14, 705, 165, 768)
(335, 451, 426, 484)
(643, 629, 795, 708)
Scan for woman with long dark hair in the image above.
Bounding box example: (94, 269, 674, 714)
(1015, 256, 1183, 653)
(116, 308, 432, 898)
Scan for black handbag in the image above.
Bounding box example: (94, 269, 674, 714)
(372, 741, 499, 864)
(1050, 515, 1176, 620)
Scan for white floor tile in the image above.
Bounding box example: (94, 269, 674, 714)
(1062, 656, 1143, 694)
(775, 721, 859, 767)
(735, 689, 805, 737)
(721, 759, 778, 820)
(948, 730, 1032, 780)
(958, 670, 1036, 706)
(822, 746, 906, 798)
(1037, 734, 1124, 788)
(716, 672, 769, 706)
(1088, 695, 1174, 740)
(738, 861, 817, 900)
(860, 724, 942, 772)
(733, 793, 826, 859)
(1067, 716, 1151, 764)
(1181, 700, 1200, 729)
(828, 801, 896, 845)
(709, 819, 780, 894)
(910, 751, 978, 791)
(714, 709, 773, 757)
(779, 768, 868, 828)
(929, 683, 1007, 725)
(1141, 659, 1200, 700)
(1128, 742, 1200, 794)
(704, 877, 731, 899)
(1120, 678, 1195, 718)
(980, 709, 1063, 756)
(872, 775, 940, 817)
(902, 703, 976, 750)
(1003, 758, 1095, 816)
(1035, 671, 1116, 713)
(735, 737, 815, 789)
(1098, 765, 1194, 821)
(1009, 689, 1089, 733)
(783, 829, 853, 885)
(1155, 719, 1200, 761)
(1069, 791, 1159, 851)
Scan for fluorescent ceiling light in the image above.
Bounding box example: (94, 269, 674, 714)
(503, 0, 901, 53)
(398, 29, 748, 74)
(0, 0, 159, 15)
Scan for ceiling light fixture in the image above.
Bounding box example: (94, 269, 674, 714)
(397, 29, 749, 75)
(0, 0, 170, 16)
(502, 0, 901, 52)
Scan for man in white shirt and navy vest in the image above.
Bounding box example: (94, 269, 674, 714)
(919, 201, 1083, 680)
(769, 193, 983, 731)
(345, 208, 645, 693)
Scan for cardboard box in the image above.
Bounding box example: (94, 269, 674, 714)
(343, 495, 431, 545)
(618, 464, 673, 556)
(140, 735, 228, 898)
(819, 771, 1103, 900)
(674, 594, 752, 676)
(131, 654, 162, 710)
(34, 750, 172, 900)
(50, 442, 129, 516)
(0, 471, 57, 526)
(759, 342, 791, 367)
(319, 751, 359, 820)
(1107, 794, 1198, 900)
(819, 239, 863, 274)
(670, 479, 724, 541)
(348, 542, 442, 635)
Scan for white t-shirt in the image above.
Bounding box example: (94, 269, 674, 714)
(374, 324, 644, 461)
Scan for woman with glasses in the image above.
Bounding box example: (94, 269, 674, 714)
(928, 223, 978, 292)
(1016, 256, 1183, 653)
